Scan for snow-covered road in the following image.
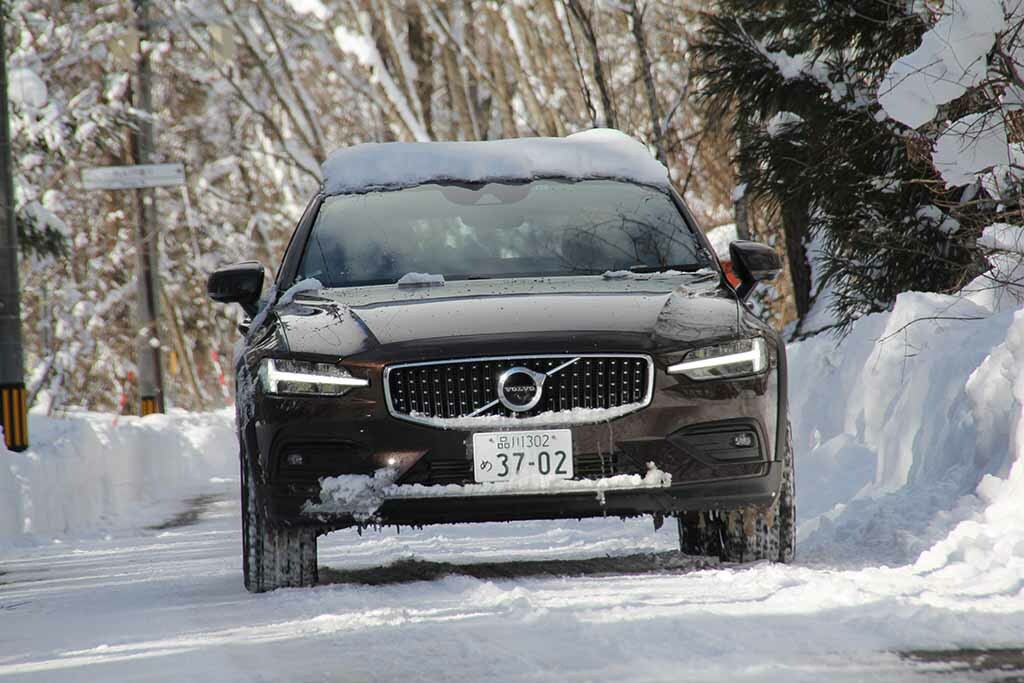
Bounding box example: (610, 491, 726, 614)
(2, 479, 1021, 682)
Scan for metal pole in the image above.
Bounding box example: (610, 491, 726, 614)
(132, 0, 164, 415)
(0, 12, 29, 451)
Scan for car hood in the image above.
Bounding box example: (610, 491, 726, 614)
(266, 274, 748, 361)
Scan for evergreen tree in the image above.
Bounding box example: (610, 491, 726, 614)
(695, 1, 992, 334)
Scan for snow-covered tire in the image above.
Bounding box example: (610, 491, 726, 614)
(241, 453, 318, 593)
(677, 421, 795, 563)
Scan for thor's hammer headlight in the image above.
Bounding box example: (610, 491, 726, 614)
(259, 358, 369, 396)
(667, 338, 768, 381)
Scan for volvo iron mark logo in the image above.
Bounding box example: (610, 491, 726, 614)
(497, 367, 547, 412)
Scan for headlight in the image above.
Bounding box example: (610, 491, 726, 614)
(259, 358, 369, 396)
(667, 338, 768, 380)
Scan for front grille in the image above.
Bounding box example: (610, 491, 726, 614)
(575, 452, 635, 479)
(385, 354, 652, 423)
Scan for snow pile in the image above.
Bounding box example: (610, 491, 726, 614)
(879, 0, 1015, 187)
(7, 67, 48, 110)
(307, 469, 398, 522)
(755, 41, 828, 84)
(879, 0, 1005, 128)
(931, 112, 1012, 187)
(766, 111, 804, 137)
(600, 269, 708, 281)
(244, 277, 322, 343)
(0, 410, 236, 543)
(390, 462, 673, 500)
(320, 129, 670, 195)
(968, 223, 1024, 311)
(276, 277, 321, 306)
(913, 313, 1024, 577)
(790, 225, 1024, 566)
(396, 272, 445, 287)
(309, 463, 673, 521)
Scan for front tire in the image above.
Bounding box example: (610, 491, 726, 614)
(241, 451, 318, 592)
(677, 421, 795, 563)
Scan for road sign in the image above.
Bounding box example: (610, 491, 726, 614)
(82, 162, 185, 191)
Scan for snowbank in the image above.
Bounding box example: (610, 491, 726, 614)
(0, 410, 236, 543)
(320, 129, 669, 195)
(791, 226, 1024, 568)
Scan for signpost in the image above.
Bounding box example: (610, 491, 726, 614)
(78, 0, 185, 418)
(82, 163, 185, 191)
(82, 161, 184, 417)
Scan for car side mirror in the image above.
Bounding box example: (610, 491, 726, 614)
(728, 241, 781, 301)
(208, 261, 265, 318)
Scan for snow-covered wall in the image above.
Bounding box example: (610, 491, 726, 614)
(791, 228, 1024, 565)
(0, 411, 236, 542)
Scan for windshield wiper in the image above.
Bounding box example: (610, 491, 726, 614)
(627, 263, 708, 274)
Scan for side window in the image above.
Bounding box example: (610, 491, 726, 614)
(274, 195, 322, 288)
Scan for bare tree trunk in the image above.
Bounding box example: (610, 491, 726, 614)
(462, 0, 486, 139)
(734, 134, 753, 242)
(513, 5, 566, 135)
(491, 9, 552, 135)
(782, 198, 813, 319)
(564, 0, 618, 129)
(441, 41, 475, 140)
(628, 0, 665, 163)
(406, 2, 435, 139)
(160, 286, 207, 407)
(487, 24, 519, 138)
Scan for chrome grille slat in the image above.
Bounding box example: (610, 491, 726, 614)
(384, 354, 653, 425)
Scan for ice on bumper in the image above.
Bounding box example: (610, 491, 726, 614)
(304, 469, 398, 523)
(304, 463, 673, 522)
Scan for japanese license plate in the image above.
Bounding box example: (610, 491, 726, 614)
(472, 430, 573, 483)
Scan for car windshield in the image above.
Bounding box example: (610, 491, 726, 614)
(295, 178, 708, 287)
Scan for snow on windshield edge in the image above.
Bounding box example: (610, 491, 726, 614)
(320, 129, 670, 195)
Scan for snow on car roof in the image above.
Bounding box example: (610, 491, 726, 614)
(320, 128, 670, 195)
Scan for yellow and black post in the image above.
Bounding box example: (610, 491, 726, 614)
(0, 384, 27, 451)
(140, 396, 160, 417)
(0, 17, 28, 451)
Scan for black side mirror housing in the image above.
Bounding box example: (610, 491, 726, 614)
(207, 261, 265, 318)
(728, 240, 781, 300)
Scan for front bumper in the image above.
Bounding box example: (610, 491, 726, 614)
(292, 461, 781, 527)
(246, 352, 784, 529)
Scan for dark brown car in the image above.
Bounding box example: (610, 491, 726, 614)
(209, 135, 794, 592)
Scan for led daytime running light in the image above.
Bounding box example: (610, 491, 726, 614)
(264, 358, 369, 393)
(667, 339, 766, 376)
